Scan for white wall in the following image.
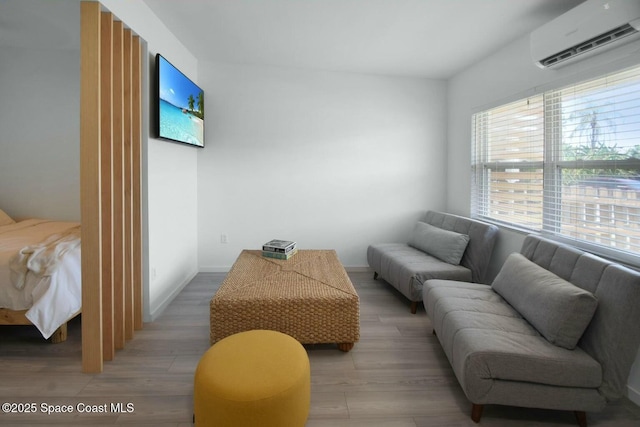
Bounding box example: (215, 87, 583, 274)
(0, 2, 80, 221)
(197, 62, 447, 270)
(0, 0, 199, 320)
(447, 33, 640, 405)
(100, 0, 200, 320)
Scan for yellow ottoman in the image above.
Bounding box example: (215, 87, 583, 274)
(194, 329, 311, 427)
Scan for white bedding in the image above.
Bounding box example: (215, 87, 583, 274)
(0, 219, 82, 339)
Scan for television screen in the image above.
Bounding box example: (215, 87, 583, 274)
(156, 54, 204, 147)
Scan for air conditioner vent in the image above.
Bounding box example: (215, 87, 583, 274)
(540, 23, 638, 68)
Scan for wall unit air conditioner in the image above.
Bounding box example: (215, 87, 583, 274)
(531, 0, 640, 69)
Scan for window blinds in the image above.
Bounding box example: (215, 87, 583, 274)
(472, 65, 640, 255)
(472, 95, 544, 230)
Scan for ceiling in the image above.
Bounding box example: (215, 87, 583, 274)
(142, 0, 585, 79)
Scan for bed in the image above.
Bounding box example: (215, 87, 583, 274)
(0, 209, 81, 343)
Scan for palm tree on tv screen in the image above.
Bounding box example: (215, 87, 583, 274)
(197, 91, 204, 117)
(187, 94, 195, 113)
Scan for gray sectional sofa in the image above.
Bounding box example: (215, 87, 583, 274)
(367, 211, 499, 313)
(423, 234, 640, 426)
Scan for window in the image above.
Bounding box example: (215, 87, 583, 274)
(472, 65, 640, 255)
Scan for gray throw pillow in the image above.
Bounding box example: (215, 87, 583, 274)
(492, 253, 598, 350)
(408, 222, 469, 265)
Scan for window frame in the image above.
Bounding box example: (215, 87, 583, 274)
(471, 65, 640, 262)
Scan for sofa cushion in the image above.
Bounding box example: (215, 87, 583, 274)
(520, 234, 640, 400)
(422, 280, 603, 394)
(423, 211, 498, 283)
(455, 329, 603, 397)
(492, 253, 598, 350)
(408, 222, 469, 265)
(580, 264, 640, 400)
(367, 243, 471, 301)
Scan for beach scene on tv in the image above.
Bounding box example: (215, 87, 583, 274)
(158, 55, 204, 147)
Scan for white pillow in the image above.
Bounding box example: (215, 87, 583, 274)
(0, 209, 15, 226)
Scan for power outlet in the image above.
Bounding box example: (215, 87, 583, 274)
(220, 234, 228, 244)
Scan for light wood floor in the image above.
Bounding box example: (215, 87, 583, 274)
(1, 272, 640, 426)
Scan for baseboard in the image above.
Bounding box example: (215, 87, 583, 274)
(629, 384, 640, 407)
(199, 266, 230, 273)
(344, 266, 372, 273)
(147, 270, 198, 321)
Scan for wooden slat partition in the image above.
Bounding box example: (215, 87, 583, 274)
(80, 1, 143, 373)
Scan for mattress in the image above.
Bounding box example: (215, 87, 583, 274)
(0, 219, 81, 339)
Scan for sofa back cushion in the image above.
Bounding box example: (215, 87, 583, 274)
(492, 253, 598, 350)
(520, 235, 640, 400)
(422, 211, 499, 283)
(408, 222, 469, 265)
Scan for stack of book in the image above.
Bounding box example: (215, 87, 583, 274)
(262, 239, 297, 260)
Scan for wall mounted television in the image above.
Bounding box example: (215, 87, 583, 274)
(155, 54, 204, 148)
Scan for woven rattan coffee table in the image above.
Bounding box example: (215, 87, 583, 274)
(210, 249, 360, 351)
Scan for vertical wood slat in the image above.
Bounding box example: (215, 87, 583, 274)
(80, 1, 103, 374)
(100, 11, 114, 362)
(132, 36, 143, 331)
(123, 29, 134, 340)
(112, 20, 125, 350)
